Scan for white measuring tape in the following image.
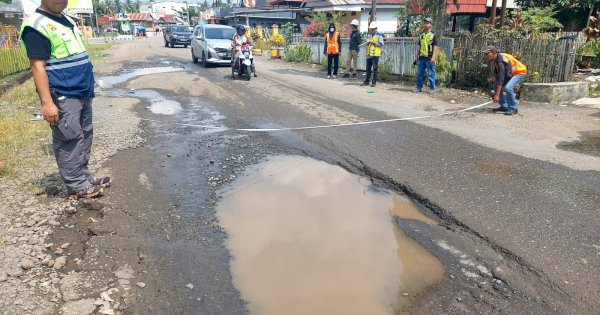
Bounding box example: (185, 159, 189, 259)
(137, 101, 492, 132)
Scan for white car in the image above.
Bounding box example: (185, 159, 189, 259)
(191, 24, 235, 67)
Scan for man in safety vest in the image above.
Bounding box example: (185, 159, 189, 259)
(414, 17, 438, 93)
(482, 45, 528, 116)
(361, 21, 384, 87)
(323, 23, 341, 79)
(21, 0, 110, 199)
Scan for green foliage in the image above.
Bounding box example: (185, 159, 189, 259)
(435, 50, 451, 85)
(377, 59, 395, 81)
(281, 22, 297, 48)
(285, 44, 312, 63)
(518, 6, 563, 31)
(307, 12, 345, 36)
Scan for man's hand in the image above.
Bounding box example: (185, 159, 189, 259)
(430, 59, 436, 65)
(42, 102, 59, 125)
(493, 95, 500, 103)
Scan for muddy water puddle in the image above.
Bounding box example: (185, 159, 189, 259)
(216, 156, 444, 315)
(105, 89, 182, 115)
(97, 66, 184, 89)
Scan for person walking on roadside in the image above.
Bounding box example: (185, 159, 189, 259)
(343, 19, 361, 78)
(482, 45, 527, 116)
(323, 23, 341, 79)
(362, 21, 384, 87)
(20, 0, 110, 199)
(414, 17, 438, 94)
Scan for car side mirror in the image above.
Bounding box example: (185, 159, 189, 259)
(196, 36, 203, 40)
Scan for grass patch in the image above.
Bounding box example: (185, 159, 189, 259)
(87, 43, 113, 64)
(0, 80, 49, 178)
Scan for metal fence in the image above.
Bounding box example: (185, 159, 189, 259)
(452, 33, 584, 87)
(297, 36, 454, 77)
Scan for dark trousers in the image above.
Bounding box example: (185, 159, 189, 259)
(327, 54, 339, 76)
(51, 98, 95, 194)
(365, 56, 379, 84)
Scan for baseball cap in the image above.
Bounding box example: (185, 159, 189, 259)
(482, 45, 498, 54)
(423, 17, 433, 24)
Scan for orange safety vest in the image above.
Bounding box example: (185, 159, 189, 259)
(501, 53, 527, 76)
(326, 32, 339, 55)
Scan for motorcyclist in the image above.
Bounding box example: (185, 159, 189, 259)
(231, 24, 254, 78)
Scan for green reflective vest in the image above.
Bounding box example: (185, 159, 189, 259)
(418, 32, 435, 58)
(21, 12, 87, 61)
(20, 12, 95, 98)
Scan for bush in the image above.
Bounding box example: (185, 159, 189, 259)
(286, 44, 312, 63)
(435, 50, 451, 85)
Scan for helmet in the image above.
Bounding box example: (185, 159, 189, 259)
(236, 24, 246, 35)
(350, 19, 359, 26)
(368, 21, 378, 29)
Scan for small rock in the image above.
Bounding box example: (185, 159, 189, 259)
(402, 293, 409, 296)
(166, 153, 172, 157)
(449, 275, 455, 279)
(21, 258, 35, 270)
(136, 282, 146, 288)
(457, 297, 462, 302)
(186, 283, 194, 289)
(53, 256, 67, 269)
(61, 243, 71, 249)
(450, 99, 456, 104)
(48, 260, 55, 268)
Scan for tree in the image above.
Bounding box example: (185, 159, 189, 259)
(408, 0, 459, 36)
(0, 0, 12, 4)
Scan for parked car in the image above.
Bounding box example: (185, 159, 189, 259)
(164, 25, 192, 48)
(191, 24, 235, 67)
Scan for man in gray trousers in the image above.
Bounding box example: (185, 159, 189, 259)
(21, 0, 110, 199)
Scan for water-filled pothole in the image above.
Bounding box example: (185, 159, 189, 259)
(97, 66, 184, 89)
(105, 89, 182, 115)
(216, 156, 444, 315)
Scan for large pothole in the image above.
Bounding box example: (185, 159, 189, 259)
(216, 155, 444, 315)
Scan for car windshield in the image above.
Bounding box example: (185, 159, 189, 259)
(172, 26, 190, 33)
(205, 28, 235, 39)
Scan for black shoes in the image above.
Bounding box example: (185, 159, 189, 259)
(504, 109, 518, 116)
(492, 107, 508, 112)
(352, 73, 356, 78)
(91, 176, 112, 188)
(371, 83, 376, 87)
(361, 81, 369, 86)
(68, 184, 103, 200)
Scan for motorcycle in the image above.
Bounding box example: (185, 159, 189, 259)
(232, 44, 256, 81)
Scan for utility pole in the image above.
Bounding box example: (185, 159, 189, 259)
(499, 0, 507, 27)
(489, 0, 498, 26)
(370, 0, 376, 25)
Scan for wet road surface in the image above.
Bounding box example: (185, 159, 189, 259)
(72, 37, 600, 314)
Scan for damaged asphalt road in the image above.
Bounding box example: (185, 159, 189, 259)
(17, 37, 599, 314)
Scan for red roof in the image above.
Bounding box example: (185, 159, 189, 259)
(447, 0, 486, 14)
(129, 13, 153, 21)
(410, 0, 487, 15)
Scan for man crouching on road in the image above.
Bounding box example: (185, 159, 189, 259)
(21, 0, 111, 199)
(482, 45, 527, 116)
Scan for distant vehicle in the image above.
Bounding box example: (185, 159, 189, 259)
(191, 24, 235, 67)
(135, 26, 146, 36)
(163, 25, 192, 48)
